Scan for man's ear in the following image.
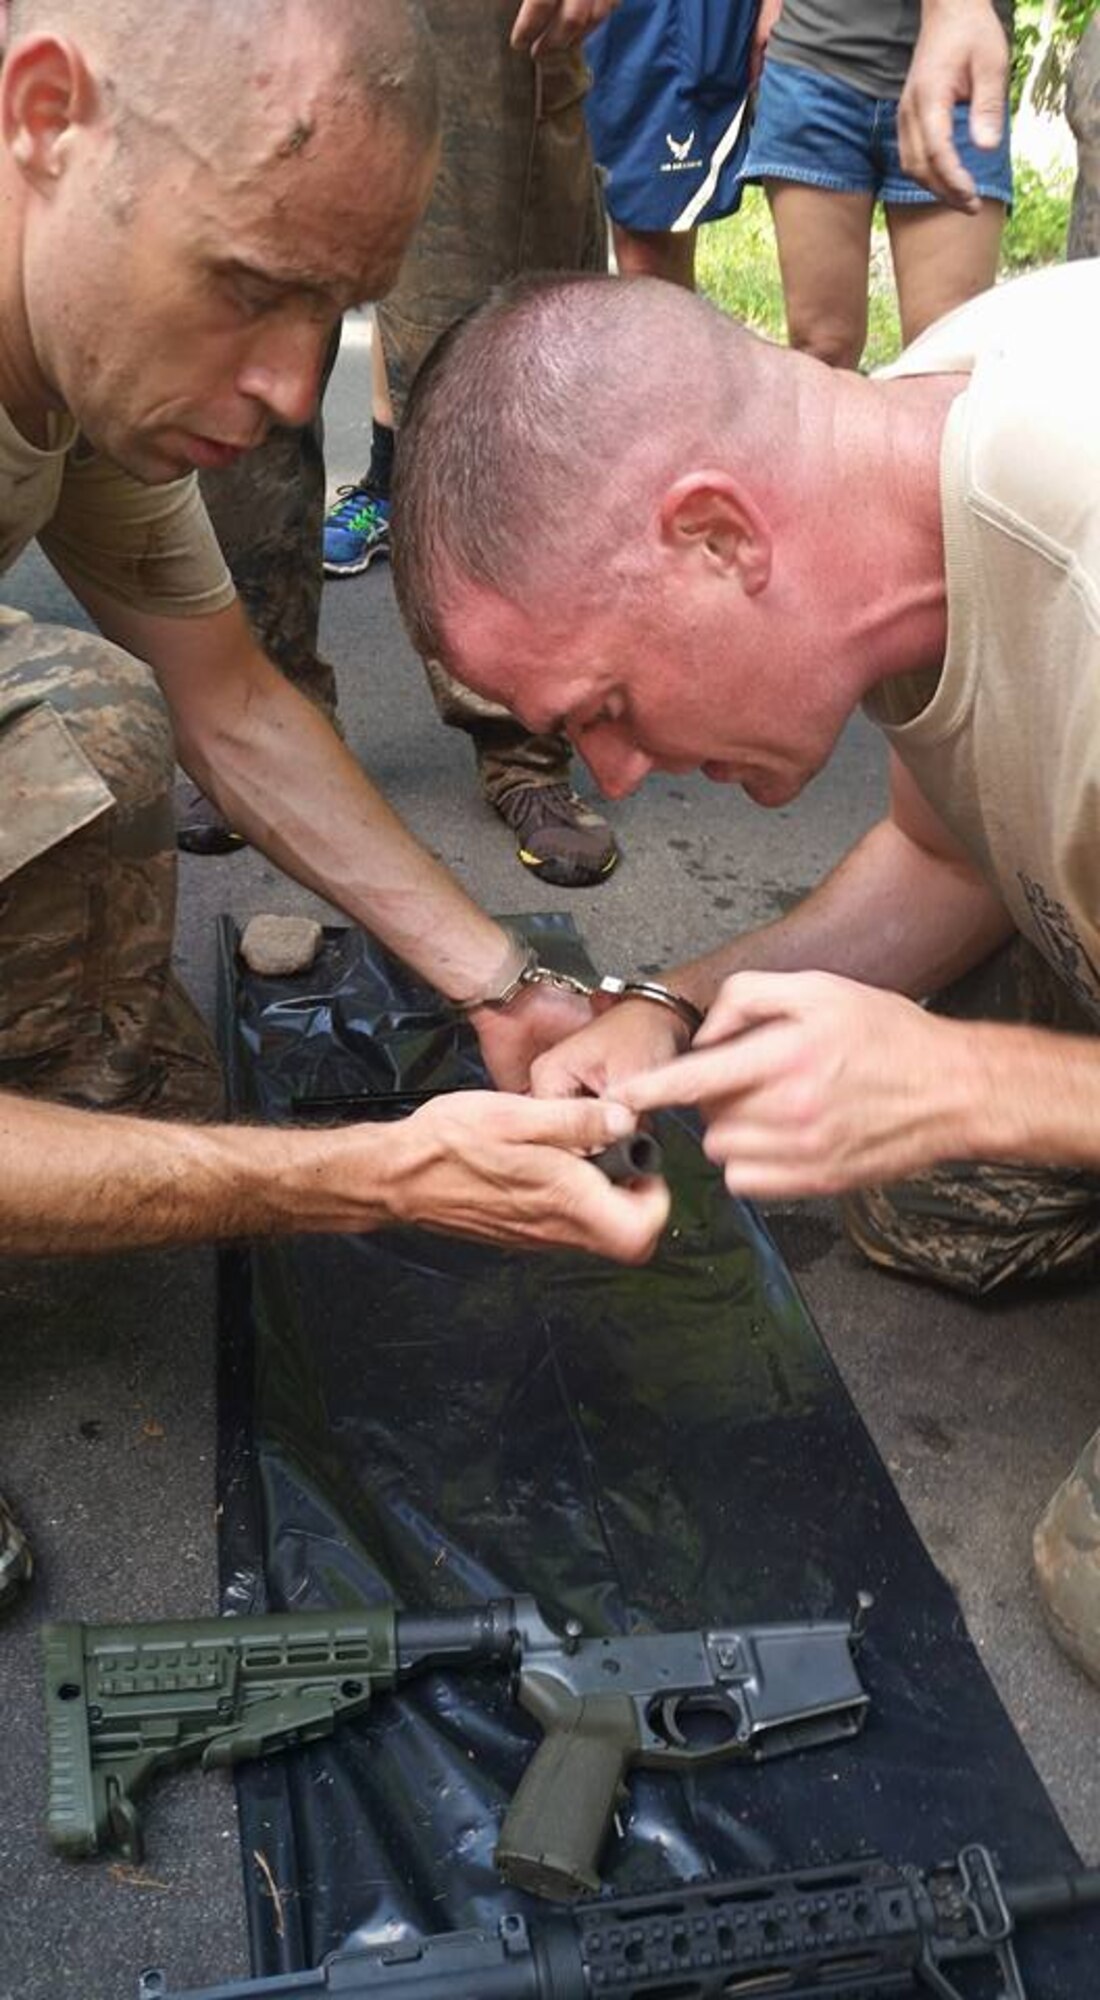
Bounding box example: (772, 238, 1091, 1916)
(658, 471, 772, 596)
(2, 35, 94, 183)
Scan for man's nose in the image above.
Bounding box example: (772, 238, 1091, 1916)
(238, 325, 329, 430)
(575, 734, 654, 800)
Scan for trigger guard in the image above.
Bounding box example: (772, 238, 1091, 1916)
(657, 1694, 688, 1749)
(646, 1688, 745, 1755)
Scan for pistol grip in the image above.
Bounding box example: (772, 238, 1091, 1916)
(495, 1693, 636, 1902)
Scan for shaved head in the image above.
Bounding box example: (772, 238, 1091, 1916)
(391, 274, 782, 668)
(7, 0, 438, 181)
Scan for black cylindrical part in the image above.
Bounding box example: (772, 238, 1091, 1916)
(1006, 1868, 1100, 1921)
(590, 1135, 664, 1184)
(394, 1597, 522, 1671)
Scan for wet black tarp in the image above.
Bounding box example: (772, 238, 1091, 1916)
(216, 916, 1098, 1991)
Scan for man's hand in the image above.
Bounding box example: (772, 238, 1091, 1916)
(618, 970, 981, 1198)
(898, 0, 1009, 212)
(510, 0, 619, 57)
(0, 1085, 668, 1260)
(750, 0, 784, 91)
(471, 984, 594, 1091)
(371, 1092, 670, 1260)
(528, 998, 689, 1099)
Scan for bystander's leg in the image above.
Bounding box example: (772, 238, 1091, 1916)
(765, 183, 876, 368)
(1066, 16, 1100, 262)
(886, 196, 1004, 345)
(611, 220, 698, 288)
(375, 9, 620, 889)
(180, 336, 340, 855)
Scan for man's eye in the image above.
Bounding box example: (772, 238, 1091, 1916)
(225, 276, 279, 317)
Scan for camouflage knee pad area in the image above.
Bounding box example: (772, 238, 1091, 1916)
(0, 621, 222, 1119)
(837, 933, 1100, 1680)
(843, 937, 1100, 1298)
(843, 1163, 1100, 1299)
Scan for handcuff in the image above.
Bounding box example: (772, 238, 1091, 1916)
(454, 931, 704, 1040)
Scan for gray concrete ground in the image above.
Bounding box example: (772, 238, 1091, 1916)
(1, 317, 1098, 2000)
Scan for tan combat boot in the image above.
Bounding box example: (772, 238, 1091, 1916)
(1033, 1427, 1100, 1684)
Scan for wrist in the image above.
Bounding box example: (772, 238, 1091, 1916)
(456, 926, 595, 1015)
(954, 1021, 1100, 1167)
(449, 926, 534, 1011)
(604, 992, 697, 1053)
(453, 926, 705, 1037)
(593, 975, 703, 1041)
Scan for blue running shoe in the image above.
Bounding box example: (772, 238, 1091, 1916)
(323, 485, 391, 577)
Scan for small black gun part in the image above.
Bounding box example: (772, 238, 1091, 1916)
(589, 1134, 664, 1183)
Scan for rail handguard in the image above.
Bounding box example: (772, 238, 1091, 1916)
(140, 1844, 1100, 2000)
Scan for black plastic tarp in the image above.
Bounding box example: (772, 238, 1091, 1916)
(216, 916, 1097, 1990)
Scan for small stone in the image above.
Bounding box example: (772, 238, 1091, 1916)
(239, 914, 323, 977)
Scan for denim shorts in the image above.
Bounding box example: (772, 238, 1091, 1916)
(740, 55, 1014, 207)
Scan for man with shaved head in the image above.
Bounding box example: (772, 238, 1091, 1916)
(392, 254, 1100, 1681)
(0, 8, 667, 1271)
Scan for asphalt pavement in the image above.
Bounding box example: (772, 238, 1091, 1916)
(1, 316, 1098, 2000)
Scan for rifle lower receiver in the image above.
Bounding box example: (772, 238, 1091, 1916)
(496, 1604, 871, 1901)
(43, 1594, 869, 1894)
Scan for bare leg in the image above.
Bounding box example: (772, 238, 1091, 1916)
(765, 181, 875, 368)
(611, 219, 697, 289)
(886, 197, 1004, 345)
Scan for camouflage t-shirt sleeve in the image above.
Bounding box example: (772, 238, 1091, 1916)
(37, 444, 236, 619)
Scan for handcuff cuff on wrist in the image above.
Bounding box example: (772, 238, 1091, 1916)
(454, 931, 703, 1040)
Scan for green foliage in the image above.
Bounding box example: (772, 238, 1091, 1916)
(1001, 160, 1072, 268)
(1012, 0, 1091, 114)
(694, 191, 786, 340)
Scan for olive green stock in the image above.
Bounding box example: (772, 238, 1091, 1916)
(494, 1686, 641, 1901)
(42, 1610, 400, 1861)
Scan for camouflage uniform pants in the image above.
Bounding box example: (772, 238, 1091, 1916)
(843, 937, 1100, 1298)
(377, 3, 609, 805)
(1067, 15, 1100, 264)
(0, 617, 222, 1120)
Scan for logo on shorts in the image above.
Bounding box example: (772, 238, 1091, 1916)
(662, 129, 702, 174)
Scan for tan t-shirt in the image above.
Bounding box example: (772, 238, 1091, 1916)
(0, 403, 235, 619)
(864, 260, 1100, 1019)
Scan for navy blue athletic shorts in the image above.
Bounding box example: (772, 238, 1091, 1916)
(584, 0, 757, 232)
